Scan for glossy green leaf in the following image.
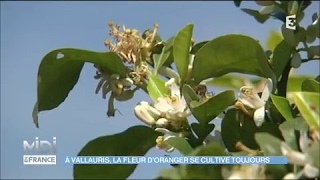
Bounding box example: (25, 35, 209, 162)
(281, 24, 297, 47)
(191, 123, 215, 142)
(207, 75, 245, 89)
(259, 5, 283, 15)
(165, 137, 193, 155)
(182, 84, 199, 104)
(73, 126, 160, 179)
(293, 92, 320, 127)
(192, 34, 275, 84)
(271, 40, 295, 79)
(32, 48, 127, 127)
(288, 1, 299, 15)
(190, 41, 209, 54)
(266, 30, 283, 52)
(221, 109, 242, 152)
(153, 47, 171, 74)
(255, 133, 288, 179)
(157, 168, 182, 179)
(190, 90, 236, 124)
(179, 142, 227, 179)
(173, 24, 194, 82)
(287, 75, 314, 92)
(241, 8, 270, 23)
(270, 94, 294, 120)
(146, 73, 169, 102)
(301, 79, 320, 93)
(307, 141, 320, 168)
(307, 45, 320, 58)
(279, 121, 299, 151)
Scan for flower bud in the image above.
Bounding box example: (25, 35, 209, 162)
(134, 104, 156, 126)
(253, 106, 265, 127)
(156, 118, 169, 128)
(120, 78, 134, 87)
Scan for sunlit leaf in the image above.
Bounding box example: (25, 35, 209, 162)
(191, 123, 215, 142)
(271, 40, 295, 79)
(73, 126, 161, 179)
(293, 92, 320, 127)
(190, 41, 209, 54)
(165, 137, 194, 155)
(301, 79, 320, 93)
(270, 94, 294, 120)
(241, 8, 270, 23)
(192, 34, 275, 84)
(266, 30, 283, 52)
(33, 48, 127, 127)
(153, 47, 171, 74)
(190, 90, 236, 124)
(307, 141, 320, 167)
(173, 23, 194, 82)
(146, 73, 169, 102)
(279, 121, 299, 151)
(255, 133, 288, 179)
(179, 142, 227, 179)
(221, 109, 242, 152)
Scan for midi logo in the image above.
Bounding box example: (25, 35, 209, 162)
(23, 137, 57, 165)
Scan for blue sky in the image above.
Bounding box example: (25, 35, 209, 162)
(1, 1, 319, 179)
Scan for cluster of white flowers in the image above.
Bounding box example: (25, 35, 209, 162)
(282, 130, 320, 179)
(235, 78, 273, 127)
(134, 78, 191, 152)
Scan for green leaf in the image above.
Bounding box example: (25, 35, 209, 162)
(221, 109, 242, 152)
(165, 137, 193, 155)
(173, 24, 194, 82)
(255, 133, 288, 179)
(270, 94, 294, 120)
(307, 141, 320, 168)
(157, 168, 182, 179)
(281, 24, 297, 47)
(288, 1, 299, 15)
(207, 75, 245, 89)
(179, 142, 227, 179)
(192, 34, 275, 84)
(190, 41, 209, 54)
(241, 8, 270, 23)
(271, 40, 295, 79)
(190, 90, 236, 124)
(182, 84, 199, 104)
(33, 48, 127, 128)
(266, 30, 283, 52)
(287, 75, 314, 92)
(301, 79, 320, 93)
(255, 1, 275, 6)
(279, 121, 299, 151)
(153, 47, 171, 74)
(191, 123, 215, 142)
(307, 45, 320, 58)
(293, 92, 320, 127)
(146, 73, 169, 102)
(233, 0, 242, 7)
(73, 125, 160, 179)
(259, 5, 283, 15)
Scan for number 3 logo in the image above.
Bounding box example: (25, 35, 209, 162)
(286, 15, 296, 30)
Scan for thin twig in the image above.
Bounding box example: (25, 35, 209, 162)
(302, 57, 320, 63)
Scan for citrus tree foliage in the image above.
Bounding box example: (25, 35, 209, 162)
(32, 0, 319, 179)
